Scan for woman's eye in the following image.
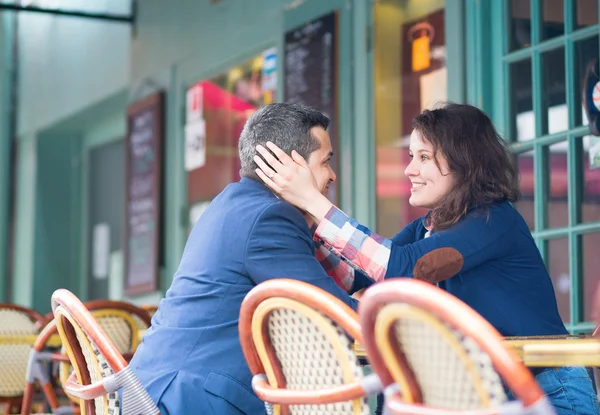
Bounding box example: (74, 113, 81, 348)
(421, 155, 429, 161)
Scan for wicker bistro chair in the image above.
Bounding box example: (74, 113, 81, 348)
(139, 306, 157, 321)
(83, 300, 151, 332)
(0, 304, 48, 414)
(239, 279, 383, 415)
(22, 307, 144, 414)
(358, 279, 556, 415)
(49, 289, 159, 415)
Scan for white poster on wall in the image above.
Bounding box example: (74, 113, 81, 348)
(419, 66, 447, 112)
(92, 223, 110, 279)
(185, 119, 206, 172)
(186, 83, 203, 123)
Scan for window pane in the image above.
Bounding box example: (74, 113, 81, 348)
(575, 0, 599, 30)
(514, 150, 535, 229)
(510, 59, 534, 142)
(541, 0, 564, 41)
(542, 47, 567, 135)
(583, 232, 600, 321)
(373, 0, 444, 237)
(510, 0, 532, 51)
(582, 135, 600, 223)
(547, 237, 571, 323)
(574, 36, 599, 127)
(547, 141, 569, 228)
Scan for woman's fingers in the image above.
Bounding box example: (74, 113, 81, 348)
(255, 168, 280, 192)
(265, 142, 294, 167)
(253, 155, 278, 180)
(291, 150, 309, 167)
(256, 144, 285, 172)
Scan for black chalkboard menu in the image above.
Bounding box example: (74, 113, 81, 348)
(123, 91, 164, 295)
(284, 11, 339, 203)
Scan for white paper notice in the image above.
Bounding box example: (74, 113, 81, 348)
(92, 223, 110, 279)
(185, 119, 206, 172)
(419, 67, 447, 112)
(186, 83, 203, 124)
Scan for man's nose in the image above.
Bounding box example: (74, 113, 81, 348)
(329, 166, 337, 182)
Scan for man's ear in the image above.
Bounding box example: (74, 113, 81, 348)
(413, 247, 464, 284)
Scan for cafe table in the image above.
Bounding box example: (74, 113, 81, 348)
(353, 334, 600, 367)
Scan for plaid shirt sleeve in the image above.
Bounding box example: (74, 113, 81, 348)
(315, 242, 355, 293)
(314, 206, 391, 283)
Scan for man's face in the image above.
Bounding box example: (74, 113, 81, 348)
(306, 126, 336, 195)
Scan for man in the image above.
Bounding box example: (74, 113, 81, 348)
(129, 103, 362, 414)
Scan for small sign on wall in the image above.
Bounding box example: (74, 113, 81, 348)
(92, 223, 110, 279)
(186, 84, 203, 124)
(185, 119, 206, 171)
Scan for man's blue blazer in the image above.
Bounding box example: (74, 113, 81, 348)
(129, 178, 358, 414)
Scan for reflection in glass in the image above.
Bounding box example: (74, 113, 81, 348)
(186, 51, 275, 205)
(374, 0, 444, 236)
(574, 36, 599, 127)
(541, 0, 564, 41)
(542, 48, 566, 136)
(583, 233, 600, 322)
(547, 237, 571, 323)
(575, 0, 599, 30)
(580, 135, 600, 223)
(546, 142, 569, 228)
(510, 59, 534, 142)
(509, 0, 531, 51)
(514, 150, 535, 229)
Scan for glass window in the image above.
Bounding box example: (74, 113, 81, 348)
(582, 232, 600, 321)
(547, 237, 571, 323)
(574, 36, 599, 127)
(541, 0, 564, 41)
(510, 59, 534, 142)
(500, 0, 600, 327)
(186, 50, 276, 206)
(546, 141, 569, 228)
(509, 0, 532, 51)
(580, 135, 600, 223)
(574, 0, 599, 30)
(542, 47, 567, 135)
(515, 150, 536, 230)
(373, 0, 444, 237)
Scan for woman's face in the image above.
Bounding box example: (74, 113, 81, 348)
(404, 130, 456, 209)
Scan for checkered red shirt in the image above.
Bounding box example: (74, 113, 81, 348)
(315, 242, 356, 292)
(314, 206, 390, 287)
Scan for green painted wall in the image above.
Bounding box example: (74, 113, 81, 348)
(0, 12, 13, 301)
(7, 1, 131, 308)
(33, 134, 82, 313)
(16, 1, 131, 136)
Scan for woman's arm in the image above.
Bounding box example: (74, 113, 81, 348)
(315, 205, 515, 284)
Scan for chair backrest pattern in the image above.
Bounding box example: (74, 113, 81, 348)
(379, 303, 506, 409)
(253, 297, 369, 415)
(359, 279, 547, 413)
(59, 309, 138, 407)
(0, 306, 44, 399)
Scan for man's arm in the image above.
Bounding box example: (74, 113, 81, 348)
(245, 201, 359, 311)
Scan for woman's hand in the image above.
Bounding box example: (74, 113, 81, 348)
(254, 142, 321, 212)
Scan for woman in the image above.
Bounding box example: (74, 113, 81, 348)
(254, 103, 598, 415)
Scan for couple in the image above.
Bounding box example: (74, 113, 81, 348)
(130, 102, 596, 415)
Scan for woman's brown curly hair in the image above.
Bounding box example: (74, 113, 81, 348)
(412, 103, 520, 231)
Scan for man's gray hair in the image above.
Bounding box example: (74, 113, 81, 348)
(238, 102, 329, 180)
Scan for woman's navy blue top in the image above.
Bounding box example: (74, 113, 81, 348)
(385, 201, 568, 337)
